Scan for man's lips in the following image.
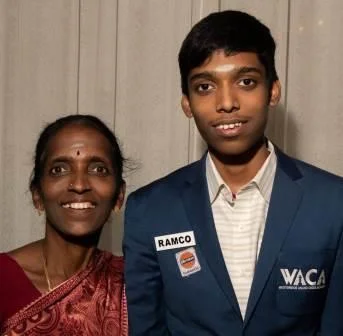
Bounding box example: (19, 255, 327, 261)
(212, 118, 248, 135)
(212, 118, 248, 128)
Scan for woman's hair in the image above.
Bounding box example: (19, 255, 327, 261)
(30, 114, 125, 200)
(178, 10, 278, 96)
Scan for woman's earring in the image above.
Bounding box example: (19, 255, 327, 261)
(37, 208, 43, 216)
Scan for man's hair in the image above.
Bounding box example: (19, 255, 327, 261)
(178, 10, 278, 96)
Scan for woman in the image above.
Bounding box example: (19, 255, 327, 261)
(0, 115, 128, 335)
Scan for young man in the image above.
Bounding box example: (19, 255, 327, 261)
(124, 10, 343, 335)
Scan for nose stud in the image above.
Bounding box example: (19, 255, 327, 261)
(69, 183, 73, 188)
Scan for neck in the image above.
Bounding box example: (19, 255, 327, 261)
(42, 227, 98, 285)
(209, 138, 270, 194)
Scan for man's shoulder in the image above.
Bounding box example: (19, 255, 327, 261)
(125, 159, 203, 219)
(130, 159, 202, 200)
(279, 150, 343, 187)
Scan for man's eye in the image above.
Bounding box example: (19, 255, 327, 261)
(196, 83, 214, 92)
(238, 78, 256, 87)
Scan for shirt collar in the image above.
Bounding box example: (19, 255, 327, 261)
(206, 140, 277, 204)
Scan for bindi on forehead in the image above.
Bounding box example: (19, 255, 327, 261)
(70, 143, 84, 156)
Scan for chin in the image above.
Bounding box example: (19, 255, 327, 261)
(211, 143, 250, 157)
(56, 225, 103, 244)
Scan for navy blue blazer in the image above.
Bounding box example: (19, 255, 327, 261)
(124, 150, 343, 335)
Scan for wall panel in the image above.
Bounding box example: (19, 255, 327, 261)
(78, 0, 118, 126)
(114, 0, 192, 193)
(286, 0, 343, 175)
(0, 0, 79, 251)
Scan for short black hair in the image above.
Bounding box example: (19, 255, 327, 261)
(30, 114, 125, 201)
(178, 10, 278, 96)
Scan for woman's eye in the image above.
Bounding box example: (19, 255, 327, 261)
(50, 166, 67, 175)
(238, 78, 256, 87)
(89, 165, 109, 175)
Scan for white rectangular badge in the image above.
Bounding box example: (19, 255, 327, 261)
(155, 231, 196, 251)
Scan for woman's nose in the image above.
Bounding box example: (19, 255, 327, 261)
(68, 173, 91, 193)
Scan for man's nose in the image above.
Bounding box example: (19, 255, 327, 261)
(216, 84, 239, 113)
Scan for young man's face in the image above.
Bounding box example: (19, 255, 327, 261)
(182, 50, 280, 158)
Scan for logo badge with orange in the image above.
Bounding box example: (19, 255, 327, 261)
(175, 247, 201, 277)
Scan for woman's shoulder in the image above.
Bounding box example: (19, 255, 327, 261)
(0, 252, 20, 271)
(99, 250, 124, 269)
(0, 251, 41, 324)
(95, 250, 124, 282)
(6, 241, 43, 272)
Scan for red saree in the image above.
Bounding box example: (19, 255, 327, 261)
(1, 250, 128, 336)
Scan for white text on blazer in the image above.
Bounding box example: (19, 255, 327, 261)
(279, 268, 326, 290)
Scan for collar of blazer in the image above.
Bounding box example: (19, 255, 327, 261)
(184, 144, 303, 187)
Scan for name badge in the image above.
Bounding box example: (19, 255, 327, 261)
(155, 231, 196, 251)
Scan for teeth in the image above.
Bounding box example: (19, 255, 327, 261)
(62, 202, 95, 209)
(216, 122, 242, 130)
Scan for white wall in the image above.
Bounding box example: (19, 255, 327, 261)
(1, 0, 342, 254)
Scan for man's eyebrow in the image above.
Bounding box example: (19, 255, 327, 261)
(189, 71, 217, 82)
(189, 66, 263, 82)
(236, 66, 263, 75)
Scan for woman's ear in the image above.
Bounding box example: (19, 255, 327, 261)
(31, 187, 44, 215)
(113, 182, 126, 213)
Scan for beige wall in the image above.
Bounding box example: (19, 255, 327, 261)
(1, 0, 342, 254)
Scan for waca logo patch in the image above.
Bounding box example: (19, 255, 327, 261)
(279, 268, 326, 290)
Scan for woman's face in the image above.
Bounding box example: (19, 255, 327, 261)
(33, 124, 124, 238)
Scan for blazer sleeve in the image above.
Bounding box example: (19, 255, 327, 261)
(123, 192, 169, 336)
(319, 226, 343, 335)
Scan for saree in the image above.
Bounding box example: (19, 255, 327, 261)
(1, 250, 128, 336)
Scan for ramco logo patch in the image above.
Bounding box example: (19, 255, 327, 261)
(154, 231, 195, 251)
(279, 268, 326, 290)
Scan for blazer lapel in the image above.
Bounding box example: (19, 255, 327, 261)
(181, 157, 242, 318)
(244, 151, 303, 326)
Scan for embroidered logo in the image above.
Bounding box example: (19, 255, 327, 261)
(154, 231, 195, 251)
(279, 268, 326, 290)
(176, 247, 201, 277)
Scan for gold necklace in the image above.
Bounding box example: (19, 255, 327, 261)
(42, 249, 53, 292)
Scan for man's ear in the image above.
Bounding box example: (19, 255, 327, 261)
(113, 182, 126, 213)
(181, 95, 193, 118)
(269, 80, 281, 107)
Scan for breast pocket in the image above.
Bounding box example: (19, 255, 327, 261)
(276, 250, 335, 316)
